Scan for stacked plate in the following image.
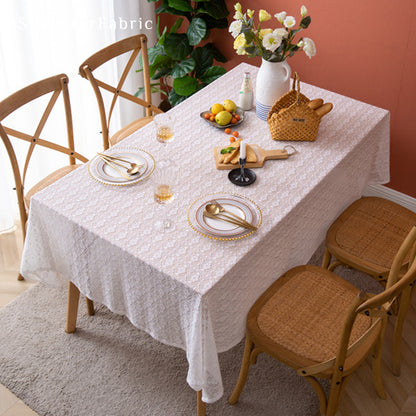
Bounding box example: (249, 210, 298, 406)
(187, 193, 262, 241)
(88, 148, 155, 186)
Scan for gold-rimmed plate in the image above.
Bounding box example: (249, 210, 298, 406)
(187, 193, 262, 241)
(88, 147, 155, 186)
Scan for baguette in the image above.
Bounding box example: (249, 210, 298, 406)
(223, 139, 242, 164)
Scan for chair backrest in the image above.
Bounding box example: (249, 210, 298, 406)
(79, 34, 162, 150)
(0, 74, 87, 235)
(300, 224, 416, 378)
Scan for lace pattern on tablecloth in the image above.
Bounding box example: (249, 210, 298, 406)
(21, 63, 390, 403)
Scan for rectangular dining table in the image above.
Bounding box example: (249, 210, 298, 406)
(20, 63, 390, 414)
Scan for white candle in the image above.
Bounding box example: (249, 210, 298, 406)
(240, 141, 246, 159)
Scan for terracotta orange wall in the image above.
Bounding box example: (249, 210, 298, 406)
(160, 0, 416, 197)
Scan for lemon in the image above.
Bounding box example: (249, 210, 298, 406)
(211, 103, 224, 115)
(223, 99, 237, 112)
(215, 110, 232, 126)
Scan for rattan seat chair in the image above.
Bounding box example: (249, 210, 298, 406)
(229, 224, 416, 416)
(322, 196, 416, 375)
(0, 74, 94, 319)
(79, 34, 163, 150)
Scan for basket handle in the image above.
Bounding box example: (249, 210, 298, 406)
(293, 72, 301, 103)
(291, 72, 300, 91)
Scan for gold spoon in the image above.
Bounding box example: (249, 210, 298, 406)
(203, 211, 253, 230)
(98, 155, 132, 180)
(205, 204, 257, 230)
(97, 153, 142, 175)
(206, 202, 257, 230)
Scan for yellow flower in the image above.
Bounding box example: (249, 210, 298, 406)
(234, 10, 244, 20)
(247, 9, 254, 18)
(259, 28, 273, 40)
(234, 3, 242, 12)
(259, 9, 271, 22)
(233, 33, 246, 50)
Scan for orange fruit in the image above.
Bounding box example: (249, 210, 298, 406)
(209, 116, 215, 122)
(229, 136, 236, 143)
(235, 114, 241, 121)
(204, 113, 210, 120)
(224, 128, 231, 134)
(232, 131, 239, 137)
(231, 118, 237, 124)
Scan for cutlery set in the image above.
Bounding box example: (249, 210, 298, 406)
(97, 153, 143, 180)
(203, 201, 257, 231)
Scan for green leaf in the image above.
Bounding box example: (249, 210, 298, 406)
(152, 68, 173, 80)
(244, 46, 256, 55)
(171, 57, 195, 78)
(197, 0, 229, 19)
(170, 17, 183, 33)
(173, 76, 198, 96)
(158, 26, 168, 45)
(200, 66, 226, 83)
(168, 0, 193, 12)
(149, 54, 173, 78)
(155, 0, 190, 17)
(204, 43, 227, 63)
(164, 33, 192, 60)
(168, 89, 187, 106)
(191, 47, 213, 78)
(300, 16, 311, 29)
(148, 44, 165, 65)
(187, 17, 207, 46)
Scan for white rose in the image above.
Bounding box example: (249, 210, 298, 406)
(302, 37, 316, 58)
(283, 16, 296, 28)
(228, 20, 242, 38)
(301, 5, 308, 17)
(274, 11, 287, 24)
(273, 28, 288, 39)
(262, 33, 282, 53)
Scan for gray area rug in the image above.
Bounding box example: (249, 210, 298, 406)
(0, 245, 381, 416)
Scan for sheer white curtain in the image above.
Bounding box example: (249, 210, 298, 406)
(0, 0, 156, 232)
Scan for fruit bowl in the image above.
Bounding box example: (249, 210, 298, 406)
(200, 107, 245, 129)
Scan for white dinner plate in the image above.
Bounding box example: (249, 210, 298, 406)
(187, 193, 262, 241)
(88, 148, 155, 186)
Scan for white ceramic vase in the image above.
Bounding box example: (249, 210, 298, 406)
(256, 58, 291, 121)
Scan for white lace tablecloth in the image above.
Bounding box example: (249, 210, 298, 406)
(21, 63, 390, 403)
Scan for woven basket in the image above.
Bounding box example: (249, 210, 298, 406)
(267, 73, 321, 142)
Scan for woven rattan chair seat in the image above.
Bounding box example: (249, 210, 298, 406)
(330, 198, 416, 272)
(256, 266, 372, 363)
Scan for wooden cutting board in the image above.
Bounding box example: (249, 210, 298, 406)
(214, 144, 290, 170)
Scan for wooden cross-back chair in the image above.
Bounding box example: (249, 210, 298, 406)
(229, 224, 416, 416)
(322, 196, 416, 375)
(0, 74, 94, 317)
(79, 34, 163, 150)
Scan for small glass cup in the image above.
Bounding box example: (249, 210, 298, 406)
(154, 113, 174, 144)
(153, 159, 177, 232)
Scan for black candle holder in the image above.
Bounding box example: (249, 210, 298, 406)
(228, 157, 256, 186)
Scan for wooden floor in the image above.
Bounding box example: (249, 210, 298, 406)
(0, 224, 415, 416)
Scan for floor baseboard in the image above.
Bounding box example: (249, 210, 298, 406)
(363, 184, 416, 213)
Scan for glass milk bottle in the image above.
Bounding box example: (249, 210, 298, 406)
(238, 72, 253, 111)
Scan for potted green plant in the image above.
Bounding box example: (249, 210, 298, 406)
(137, 0, 229, 107)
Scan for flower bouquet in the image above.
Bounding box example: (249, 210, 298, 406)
(229, 3, 317, 120)
(229, 3, 316, 62)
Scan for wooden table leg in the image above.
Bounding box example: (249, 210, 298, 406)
(197, 390, 206, 416)
(66, 281, 80, 333)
